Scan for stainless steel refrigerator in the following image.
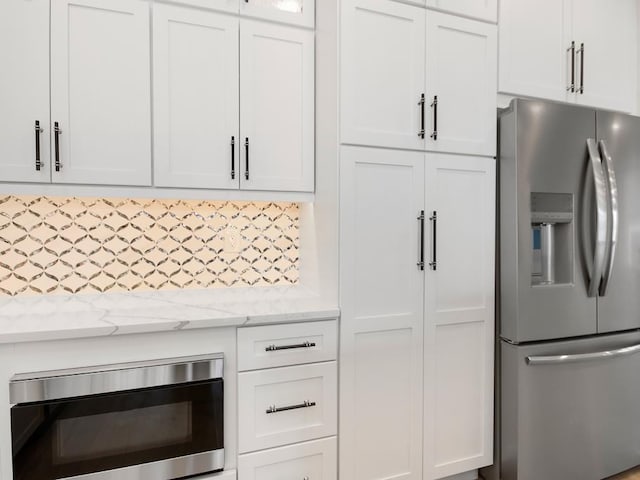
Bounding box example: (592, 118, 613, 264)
(496, 98, 640, 480)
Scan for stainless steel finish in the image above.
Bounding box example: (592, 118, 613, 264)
(586, 137, 608, 298)
(598, 139, 618, 297)
(566, 41, 575, 92)
(265, 341, 316, 352)
(58, 449, 225, 480)
(10, 353, 224, 404)
(501, 331, 640, 480)
(526, 342, 640, 365)
(266, 400, 316, 414)
(539, 223, 555, 284)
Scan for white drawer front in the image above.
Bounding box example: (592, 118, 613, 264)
(238, 437, 337, 480)
(238, 362, 337, 453)
(238, 320, 337, 371)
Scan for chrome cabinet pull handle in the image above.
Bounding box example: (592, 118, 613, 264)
(598, 139, 618, 297)
(585, 138, 608, 297)
(418, 94, 425, 139)
(567, 41, 575, 92)
(417, 210, 425, 270)
(231, 136, 236, 180)
(265, 341, 316, 352)
(578, 42, 585, 94)
(429, 211, 437, 270)
(34, 120, 43, 171)
(244, 137, 249, 180)
(266, 400, 316, 414)
(430, 96, 438, 140)
(54, 122, 62, 172)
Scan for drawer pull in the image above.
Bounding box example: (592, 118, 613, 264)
(265, 341, 316, 352)
(266, 400, 316, 414)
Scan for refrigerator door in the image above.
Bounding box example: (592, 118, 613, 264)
(499, 99, 598, 343)
(596, 111, 640, 333)
(501, 331, 640, 480)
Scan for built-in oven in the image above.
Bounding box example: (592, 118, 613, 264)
(9, 354, 224, 480)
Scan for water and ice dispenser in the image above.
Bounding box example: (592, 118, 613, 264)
(531, 192, 573, 286)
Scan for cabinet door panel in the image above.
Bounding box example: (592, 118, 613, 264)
(341, 0, 426, 150)
(572, 0, 636, 112)
(424, 154, 495, 479)
(240, 0, 314, 28)
(340, 146, 424, 480)
(169, 0, 239, 13)
(153, 4, 239, 189)
(0, 0, 50, 183)
(240, 20, 314, 192)
(426, 12, 497, 156)
(426, 0, 497, 22)
(51, 0, 151, 186)
(499, 0, 570, 102)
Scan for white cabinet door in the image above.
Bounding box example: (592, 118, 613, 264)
(572, 0, 636, 112)
(51, 0, 151, 186)
(153, 4, 239, 189)
(240, 20, 314, 192)
(341, 0, 426, 150)
(498, 0, 571, 102)
(0, 0, 50, 183)
(423, 154, 495, 479)
(426, 12, 497, 156)
(426, 0, 497, 22)
(240, 0, 314, 28)
(340, 146, 424, 480)
(168, 0, 239, 13)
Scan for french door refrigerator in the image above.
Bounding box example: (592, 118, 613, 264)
(497, 98, 640, 480)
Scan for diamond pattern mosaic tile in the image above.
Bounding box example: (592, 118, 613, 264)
(0, 196, 299, 296)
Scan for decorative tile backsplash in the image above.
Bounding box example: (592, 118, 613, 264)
(0, 196, 299, 296)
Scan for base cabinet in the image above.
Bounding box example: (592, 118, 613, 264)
(339, 146, 495, 480)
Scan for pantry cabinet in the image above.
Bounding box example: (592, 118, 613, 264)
(426, 0, 497, 22)
(240, 0, 315, 28)
(499, 0, 636, 112)
(50, 0, 152, 186)
(240, 20, 315, 192)
(169, 0, 239, 13)
(153, 4, 239, 189)
(0, 0, 50, 183)
(339, 146, 495, 480)
(341, 0, 497, 156)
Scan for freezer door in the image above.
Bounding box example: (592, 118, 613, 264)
(596, 111, 640, 333)
(501, 332, 640, 480)
(499, 99, 597, 343)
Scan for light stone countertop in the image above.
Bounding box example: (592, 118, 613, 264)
(0, 286, 339, 344)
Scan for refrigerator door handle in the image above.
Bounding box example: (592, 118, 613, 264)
(585, 138, 608, 298)
(526, 342, 640, 366)
(598, 139, 619, 297)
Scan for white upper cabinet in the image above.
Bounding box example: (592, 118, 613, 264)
(499, 0, 637, 112)
(425, 12, 497, 157)
(341, 0, 426, 150)
(0, 0, 50, 183)
(423, 154, 495, 479)
(240, 0, 314, 28)
(51, 0, 152, 186)
(167, 0, 239, 13)
(153, 4, 239, 189)
(426, 0, 497, 22)
(571, 0, 636, 112)
(240, 20, 314, 192)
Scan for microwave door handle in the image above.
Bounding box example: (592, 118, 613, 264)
(598, 139, 618, 296)
(526, 342, 640, 366)
(585, 138, 608, 298)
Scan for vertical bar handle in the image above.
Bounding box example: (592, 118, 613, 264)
(598, 139, 618, 296)
(586, 138, 608, 297)
(34, 121, 43, 171)
(231, 136, 236, 180)
(418, 94, 425, 139)
(430, 96, 438, 140)
(54, 122, 62, 172)
(578, 43, 585, 94)
(417, 210, 425, 270)
(244, 137, 249, 180)
(429, 211, 437, 270)
(567, 41, 575, 92)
